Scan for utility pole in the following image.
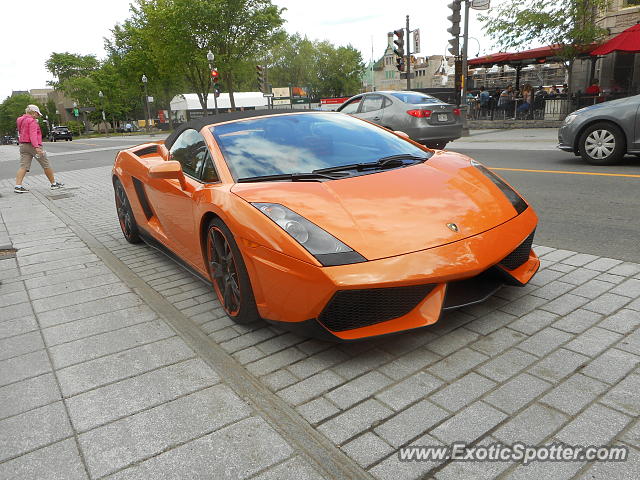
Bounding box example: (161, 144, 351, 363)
(461, 0, 471, 106)
(141, 75, 150, 134)
(406, 15, 411, 90)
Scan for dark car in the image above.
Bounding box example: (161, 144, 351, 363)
(1, 135, 18, 145)
(558, 94, 640, 165)
(337, 91, 463, 149)
(49, 126, 73, 142)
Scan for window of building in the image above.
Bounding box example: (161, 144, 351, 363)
(624, 0, 640, 6)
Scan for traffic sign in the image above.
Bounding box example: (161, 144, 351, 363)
(471, 0, 490, 9)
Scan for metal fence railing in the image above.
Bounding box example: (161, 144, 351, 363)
(467, 92, 636, 122)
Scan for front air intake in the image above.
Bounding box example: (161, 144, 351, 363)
(500, 230, 535, 270)
(318, 284, 436, 332)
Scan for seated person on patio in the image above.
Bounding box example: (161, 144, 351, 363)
(585, 79, 601, 96)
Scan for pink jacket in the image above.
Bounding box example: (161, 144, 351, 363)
(17, 114, 42, 147)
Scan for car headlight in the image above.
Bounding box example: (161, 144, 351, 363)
(253, 203, 367, 267)
(563, 114, 577, 125)
(470, 159, 527, 214)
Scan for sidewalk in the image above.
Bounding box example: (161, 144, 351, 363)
(0, 166, 639, 479)
(452, 128, 559, 151)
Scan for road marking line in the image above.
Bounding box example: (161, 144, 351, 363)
(73, 142, 99, 146)
(489, 167, 640, 179)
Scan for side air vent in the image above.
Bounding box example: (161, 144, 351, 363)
(134, 145, 159, 157)
(132, 177, 154, 220)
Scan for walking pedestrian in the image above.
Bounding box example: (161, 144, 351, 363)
(14, 105, 64, 193)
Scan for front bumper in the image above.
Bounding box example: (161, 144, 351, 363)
(557, 124, 577, 153)
(244, 206, 539, 341)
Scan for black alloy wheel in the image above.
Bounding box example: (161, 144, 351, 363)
(206, 218, 259, 324)
(113, 178, 141, 244)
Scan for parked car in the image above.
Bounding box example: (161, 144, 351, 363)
(558, 94, 640, 165)
(49, 126, 73, 142)
(112, 110, 538, 341)
(1, 135, 18, 145)
(337, 91, 463, 149)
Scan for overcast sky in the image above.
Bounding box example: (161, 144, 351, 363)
(1, 0, 501, 101)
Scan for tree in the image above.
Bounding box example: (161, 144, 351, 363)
(129, 0, 285, 112)
(265, 34, 364, 99)
(479, 0, 611, 91)
(0, 94, 40, 135)
(106, 16, 187, 127)
(45, 53, 100, 87)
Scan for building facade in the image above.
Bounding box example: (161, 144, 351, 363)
(572, 0, 640, 92)
(364, 33, 456, 92)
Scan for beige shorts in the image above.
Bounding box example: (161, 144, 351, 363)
(19, 143, 51, 170)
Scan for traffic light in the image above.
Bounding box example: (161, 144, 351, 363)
(211, 69, 220, 92)
(256, 65, 266, 93)
(447, 0, 462, 56)
(393, 29, 405, 72)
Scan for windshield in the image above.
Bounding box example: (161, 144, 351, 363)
(210, 113, 430, 180)
(390, 92, 445, 105)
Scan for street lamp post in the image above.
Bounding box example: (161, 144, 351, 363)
(98, 91, 109, 137)
(206, 51, 219, 115)
(142, 74, 151, 134)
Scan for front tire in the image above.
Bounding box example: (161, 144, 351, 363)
(579, 122, 625, 165)
(206, 218, 259, 324)
(113, 178, 142, 244)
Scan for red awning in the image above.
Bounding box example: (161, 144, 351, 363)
(468, 52, 513, 67)
(469, 44, 598, 68)
(591, 23, 640, 56)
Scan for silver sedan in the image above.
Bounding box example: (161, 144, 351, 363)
(337, 91, 463, 149)
(558, 94, 640, 165)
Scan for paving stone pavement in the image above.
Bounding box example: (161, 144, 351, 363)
(0, 166, 638, 480)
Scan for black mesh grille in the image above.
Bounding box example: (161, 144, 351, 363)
(500, 230, 535, 270)
(318, 284, 435, 332)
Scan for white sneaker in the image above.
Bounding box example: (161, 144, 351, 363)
(14, 186, 29, 193)
(50, 182, 65, 190)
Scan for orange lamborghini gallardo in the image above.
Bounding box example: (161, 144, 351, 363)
(112, 110, 539, 341)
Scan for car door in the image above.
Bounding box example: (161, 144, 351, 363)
(356, 94, 386, 126)
(337, 95, 363, 115)
(144, 128, 207, 266)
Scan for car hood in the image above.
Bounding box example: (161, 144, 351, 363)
(573, 94, 640, 115)
(231, 157, 519, 260)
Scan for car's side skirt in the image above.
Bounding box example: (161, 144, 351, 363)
(138, 228, 211, 286)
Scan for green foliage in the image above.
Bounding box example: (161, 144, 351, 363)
(0, 94, 38, 135)
(128, 0, 286, 110)
(45, 53, 100, 87)
(66, 120, 84, 136)
(265, 34, 364, 98)
(38, 0, 364, 122)
(480, 0, 611, 58)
